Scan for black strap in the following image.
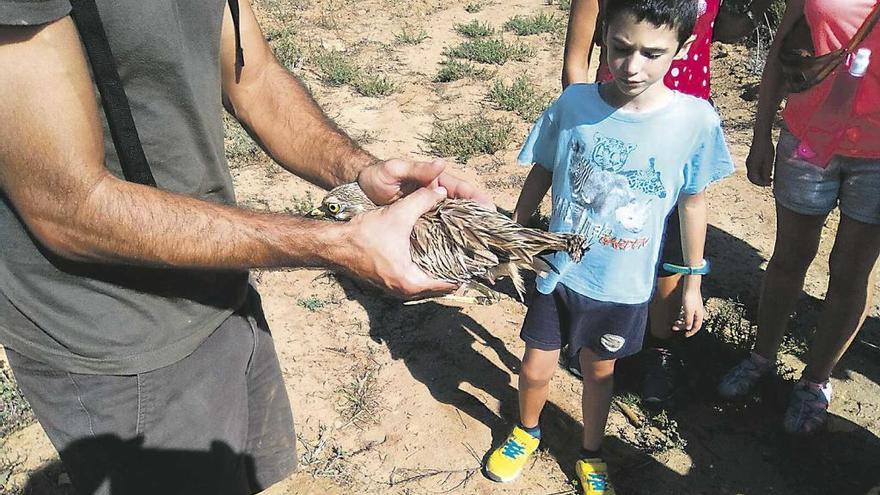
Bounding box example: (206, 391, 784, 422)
(228, 0, 245, 70)
(69, 0, 157, 187)
(68, 0, 247, 187)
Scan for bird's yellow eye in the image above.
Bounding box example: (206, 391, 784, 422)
(327, 203, 340, 214)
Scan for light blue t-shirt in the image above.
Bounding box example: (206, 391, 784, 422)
(518, 83, 734, 304)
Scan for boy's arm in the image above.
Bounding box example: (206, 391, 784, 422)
(512, 165, 553, 226)
(561, 0, 600, 88)
(673, 191, 707, 336)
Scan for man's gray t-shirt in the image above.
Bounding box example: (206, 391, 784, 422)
(0, 0, 250, 374)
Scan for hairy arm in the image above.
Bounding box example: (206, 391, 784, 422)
(512, 166, 553, 226)
(0, 18, 456, 298)
(0, 18, 352, 271)
(561, 0, 600, 88)
(219, 1, 374, 189)
(675, 191, 707, 334)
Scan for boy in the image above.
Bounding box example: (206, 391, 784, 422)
(483, 0, 734, 493)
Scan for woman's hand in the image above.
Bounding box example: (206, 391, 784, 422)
(746, 134, 776, 187)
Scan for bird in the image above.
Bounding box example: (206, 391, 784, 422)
(309, 183, 588, 300)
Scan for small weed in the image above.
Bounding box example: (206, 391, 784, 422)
(298, 425, 354, 485)
(434, 58, 490, 82)
(223, 116, 261, 165)
(557, 0, 571, 10)
(354, 74, 396, 97)
(504, 12, 565, 35)
(444, 38, 534, 65)
(266, 26, 303, 70)
(337, 366, 381, 429)
(0, 361, 34, 438)
(424, 117, 514, 162)
(298, 295, 329, 311)
(487, 76, 551, 120)
(287, 190, 315, 216)
(394, 26, 429, 45)
(464, 1, 486, 13)
(454, 20, 494, 38)
(314, 49, 360, 86)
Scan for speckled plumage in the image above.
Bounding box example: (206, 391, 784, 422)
(315, 183, 588, 299)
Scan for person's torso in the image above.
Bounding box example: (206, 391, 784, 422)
(0, 0, 249, 374)
(597, 0, 720, 99)
(536, 84, 716, 304)
(784, 0, 880, 157)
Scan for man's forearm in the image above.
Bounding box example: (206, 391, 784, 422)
(220, 2, 374, 190)
(230, 64, 375, 188)
(36, 173, 345, 270)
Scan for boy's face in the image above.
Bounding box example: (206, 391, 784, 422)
(603, 13, 694, 100)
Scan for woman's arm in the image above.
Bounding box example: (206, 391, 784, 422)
(747, 0, 806, 186)
(562, 0, 600, 88)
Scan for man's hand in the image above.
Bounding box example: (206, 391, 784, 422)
(746, 135, 775, 187)
(672, 287, 704, 337)
(357, 159, 494, 208)
(336, 186, 458, 298)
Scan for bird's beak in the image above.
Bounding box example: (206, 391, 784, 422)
(308, 207, 325, 218)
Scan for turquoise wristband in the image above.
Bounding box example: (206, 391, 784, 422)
(661, 259, 711, 276)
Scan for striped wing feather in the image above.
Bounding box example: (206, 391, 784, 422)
(409, 199, 585, 298)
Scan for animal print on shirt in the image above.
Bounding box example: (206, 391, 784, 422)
(621, 158, 667, 198)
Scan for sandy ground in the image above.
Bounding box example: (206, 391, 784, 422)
(2, 0, 879, 494)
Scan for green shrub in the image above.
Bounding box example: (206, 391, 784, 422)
(424, 117, 514, 162)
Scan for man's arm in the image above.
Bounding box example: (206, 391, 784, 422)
(561, 0, 600, 89)
(674, 192, 707, 335)
(512, 166, 553, 226)
(0, 18, 451, 296)
(218, 1, 494, 208)
(219, 1, 372, 189)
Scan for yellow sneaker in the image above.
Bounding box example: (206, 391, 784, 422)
(483, 425, 540, 482)
(576, 458, 615, 495)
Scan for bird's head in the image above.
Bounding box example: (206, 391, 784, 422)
(309, 183, 378, 221)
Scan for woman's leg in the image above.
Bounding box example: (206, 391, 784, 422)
(519, 347, 561, 428)
(754, 204, 827, 360)
(803, 214, 880, 382)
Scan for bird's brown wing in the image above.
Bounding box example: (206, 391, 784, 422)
(409, 200, 585, 293)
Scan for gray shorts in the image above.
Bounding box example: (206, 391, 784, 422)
(6, 289, 296, 495)
(774, 128, 880, 224)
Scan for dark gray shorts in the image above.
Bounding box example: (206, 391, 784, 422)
(6, 289, 296, 495)
(774, 128, 880, 224)
(520, 284, 649, 361)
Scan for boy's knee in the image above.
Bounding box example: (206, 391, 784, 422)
(578, 353, 615, 384)
(520, 357, 556, 384)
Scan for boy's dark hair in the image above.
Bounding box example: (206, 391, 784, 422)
(603, 0, 698, 47)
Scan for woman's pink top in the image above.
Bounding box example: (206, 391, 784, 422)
(597, 0, 720, 100)
(783, 0, 880, 158)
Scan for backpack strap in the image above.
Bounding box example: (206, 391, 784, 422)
(68, 0, 157, 187)
(68, 0, 247, 186)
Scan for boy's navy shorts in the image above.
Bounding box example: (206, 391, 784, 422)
(521, 284, 649, 361)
